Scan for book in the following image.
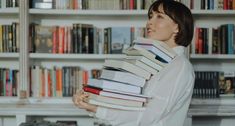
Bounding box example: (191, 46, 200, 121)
(123, 46, 167, 67)
(103, 59, 151, 80)
(125, 56, 163, 72)
(56, 121, 77, 126)
(87, 78, 141, 94)
(86, 98, 146, 111)
(133, 37, 177, 58)
(87, 92, 143, 107)
(219, 71, 235, 97)
(34, 25, 55, 53)
(34, 2, 53, 9)
(125, 59, 158, 75)
(100, 69, 146, 87)
(105, 27, 131, 54)
(133, 44, 172, 63)
(83, 86, 147, 102)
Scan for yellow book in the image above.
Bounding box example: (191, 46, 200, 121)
(0, 25, 2, 52)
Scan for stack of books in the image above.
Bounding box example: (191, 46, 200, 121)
(84, 37, 177, 111)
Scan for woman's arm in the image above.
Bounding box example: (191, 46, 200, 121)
(73, 91, 141, 125)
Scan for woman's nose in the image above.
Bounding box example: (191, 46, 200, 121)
(146, 20, 152, 27)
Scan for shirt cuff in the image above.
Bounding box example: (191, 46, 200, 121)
(95, 106, 108, 120)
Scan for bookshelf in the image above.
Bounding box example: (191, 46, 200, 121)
(188, 0, 235, 126)
(0, 0, 235, 126)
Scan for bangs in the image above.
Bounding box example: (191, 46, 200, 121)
(148, 2, 162, 19)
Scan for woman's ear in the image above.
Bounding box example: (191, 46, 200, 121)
(173, 24, 179, 34)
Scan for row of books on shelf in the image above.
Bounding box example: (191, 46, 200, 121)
(2, 0, 235, 11)
(181, 0, 235, 10)
(193, 71, 235, 99)
(29, 0, 154, 10)
(0, 23, 19, 53)
(191, 24, 235, 54)
(0, 0, 19, 8)
(83, 37, 177, 111)
(0, 68, 19, 96)
(29, 66, 101, 97)
(30, 23, 146, 54)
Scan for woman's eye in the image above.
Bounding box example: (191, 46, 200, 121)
(156, 15, 163, 18)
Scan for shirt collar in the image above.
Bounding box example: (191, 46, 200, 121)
(172, 46, 185, 55)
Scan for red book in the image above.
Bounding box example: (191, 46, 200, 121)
(83, 86, 101, 95)
(83, 86, 148, 102)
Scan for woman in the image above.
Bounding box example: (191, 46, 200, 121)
(73, 0, 195, 126)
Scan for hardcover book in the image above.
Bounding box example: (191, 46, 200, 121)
(87, 78, 142, 94)
(87, 92, 144, 107)
(34, 25, 55, 53)
(133, 37, 177, 58)
(103, 59, 151, 80)
(125, 56, 163, 71)
(123, 46, 167, 67)
(83, 86, 147, 102)
(100, 69, 146, 87)
(125, 59, 158, 75)
(86, 98, 146, 111)
(105, 27, 131, 54)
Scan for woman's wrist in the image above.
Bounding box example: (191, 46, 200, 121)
(86, 104, 98, 113)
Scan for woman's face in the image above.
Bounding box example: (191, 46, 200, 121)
(146, 6, 178, 46)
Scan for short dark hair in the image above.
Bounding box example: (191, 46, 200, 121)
(148, 0, 194, 47)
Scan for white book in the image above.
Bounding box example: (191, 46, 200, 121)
(133, 44, 172, 63)
(83, 86, 147, 102)
(34, 2, 53, 9)
(88, 79, 142, 94)
(125, 56, 163, 72)
(103, 59, 151, 80)
(125, 59, 158, 75)
(134, 37, 177, 58)
(88, 93, 143, 107)
(103, 88, 151, 99)
(87, 99, 146, 111)
(44, 68, 48, 97)
(124, 46, 167, 67)
(99, 90, 147, 102)
(100, 69, 146, 87)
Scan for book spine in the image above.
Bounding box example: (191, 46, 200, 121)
(83, 86, 101, 95)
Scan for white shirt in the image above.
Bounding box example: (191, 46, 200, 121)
(95, 46, 195, 126)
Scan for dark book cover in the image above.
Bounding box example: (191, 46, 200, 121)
(34, 25, 54, 53)
(56, 120, 77, 126)
(212, 28, 219, 54)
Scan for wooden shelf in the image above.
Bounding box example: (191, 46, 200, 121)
(29, 9, 147, 16)
(0, 103, 88, 116)
(0, 53, 19, 58)
(188, 98, 235, 117)
(190, 54, 235, 59)
(30, 53, 126, 60)
(192, 10, 235, 15)
(29, 9, 235, 16)
(2, 98, 235, 117)
(0, 8, 19, 14)
(0, 97, 88, 116)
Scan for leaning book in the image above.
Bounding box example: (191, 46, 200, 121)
(87, 78, 142, 94)
(100, 69, 146, 87)
(103, 59, 151, 80)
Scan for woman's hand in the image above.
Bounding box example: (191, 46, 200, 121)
(72, 90, 97, 113)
